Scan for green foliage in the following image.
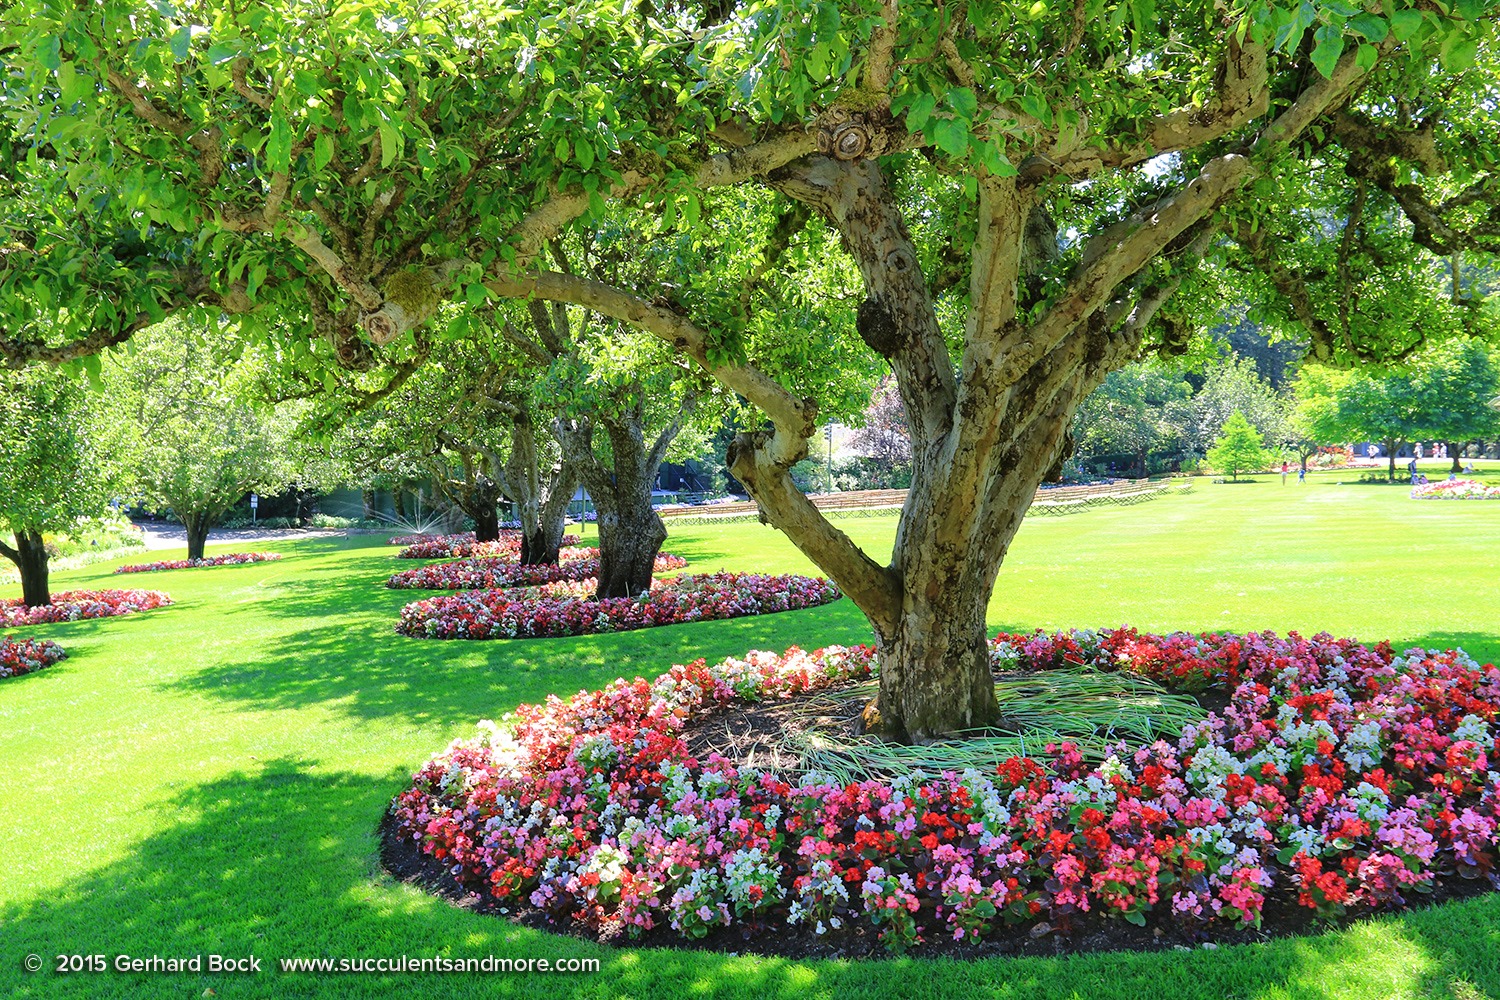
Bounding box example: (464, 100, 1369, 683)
(0, 367, 121, 537)
(1291, 340, 1500, 450)
(1207, 410, 1270, 481)
(103, 320, 299, 525)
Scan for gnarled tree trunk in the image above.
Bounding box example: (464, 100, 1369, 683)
(554, 398, 691, 599)
(494, 408, 578, 566)
(183, 513, 213, 561)
(1, 530, 52, 608)
(1449, 442, 1463, 475)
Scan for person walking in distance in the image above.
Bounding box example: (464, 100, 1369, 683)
(1281, 461, 1289, 485)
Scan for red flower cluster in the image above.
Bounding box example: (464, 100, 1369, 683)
(391, 629, 1500, 950)
(395, 572, 841, 639)
(0, 635, 68, 679)
(386, 552, 684, 590)
(394, 532, 582, 560)
(0, 590, 173, 627)
(115, 552, 283, 574)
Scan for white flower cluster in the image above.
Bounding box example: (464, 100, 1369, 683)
(1342, 719, 1384, 771)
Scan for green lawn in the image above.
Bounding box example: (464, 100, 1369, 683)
(3, 476, 1499, 999)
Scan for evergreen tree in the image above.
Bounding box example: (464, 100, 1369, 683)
(1207, 412, 1270, 482)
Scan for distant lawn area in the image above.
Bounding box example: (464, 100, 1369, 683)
(3, 476, 1499, 999)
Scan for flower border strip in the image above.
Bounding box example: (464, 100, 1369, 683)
(386, 552, 681, 590)
(0, 590, 174, 628)
(395, 571, 840, 639)
(0, 635, 68, 679)
(115, 552, 283, 574)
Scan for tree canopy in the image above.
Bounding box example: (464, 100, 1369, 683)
(5, 0, 1500, 736)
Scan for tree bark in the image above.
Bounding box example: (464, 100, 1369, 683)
(594, 491, 668, 598)
(1449, 442, 1462, 475)
(472, 505, 500, 543)
(554, 403, 685, 600)
(362, 489, 377, 520)
(3, 530, 53, 608)
(184, 513, 212, 561)
(1387, 440, 1398, 481)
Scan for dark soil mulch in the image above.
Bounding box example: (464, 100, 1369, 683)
(377, 674, 1495, 959)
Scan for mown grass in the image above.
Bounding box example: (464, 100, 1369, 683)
(3, 471, 1499, 999)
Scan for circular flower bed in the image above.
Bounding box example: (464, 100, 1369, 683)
(386, 552, 684, 590)
(394, 571, 841, 639)
(388, 628, 1499, 956)
(1412, 479, 1500, 500)
(0, 590, 173, 628)
(115, 552, 283, 574)
(0, 635, 68, 679)
(395, 533, 583, 560)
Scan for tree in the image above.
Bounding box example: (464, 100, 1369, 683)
(1291, 340, 1500, 479)
(0, 369, 120, 606)
(1207, 411, 1271, 482)
(847, 376, 914, 472)
(106, 322, 296, 560)
(1168, 354, 1290, 460)
(10, 2, 1500, 738)
(1074, 363, 1193, 477)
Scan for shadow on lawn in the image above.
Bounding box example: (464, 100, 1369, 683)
(5, 759, 1499, 1000)
(168, 593, 875, 729)
(1402, 631, 1500, 667)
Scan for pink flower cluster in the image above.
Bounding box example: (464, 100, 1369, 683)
(0, 635, 68, 679)
(395, 572, 841, 639)
(386, 552, 683, 590)
(1412, 479, 1500, 500)
(394, 532, 582, 560)
(391, 629, 1500, 951)
(0, 590, 174, 628)
(115, 552, 283, 574)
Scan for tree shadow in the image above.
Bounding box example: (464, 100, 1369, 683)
(168, 595, 876, 729)
(1401, 631, 1500, 667)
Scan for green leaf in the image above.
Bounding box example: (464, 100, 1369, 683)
(575, 140, 594, 170)
(932, 118, 970, 157)
(554, 136, 569, 162)
(1310, 23, 1344, 79)
(1439, 32, 1478, 72)
(376, 115, 402, 168)
(204, 41, 240, 65)
(171, 25, 192, 61)
(1348, 13, 1387, 42)
(946, 86, 978, 120)
(57, 62, 91, 106)
(905, 92, 937, 133)
(266, 112, 291, 173)
(314, 133, 334, 171)
(1388, 9, 1423, 41)
(1355, 42, 1378, 71)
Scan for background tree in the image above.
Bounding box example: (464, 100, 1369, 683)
(107, 322, 296, 559)
(1168, 355, 1290, 462)
(1074, 363, 1193, 477)
(1207, 411, 1271, 482)
(847, 376, 914, 473)
(11, 1, 1500, 738)
(0, 369, 121, 606)
(1291, 340, 1500, 479)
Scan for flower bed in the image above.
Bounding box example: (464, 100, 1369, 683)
(0, 635, 68, 679)
(1412, 479, 1500, 500)
(395, 533, 583, 560)
(389, 628, 1499, 954)
(386, 552, 682, 590)
(395, 571, 840, 639)
(115, 552, 283, 574)
(0, 589, 173, 628)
